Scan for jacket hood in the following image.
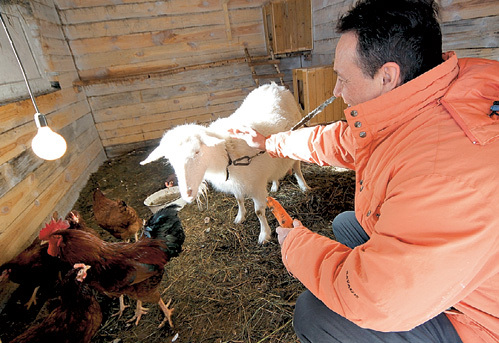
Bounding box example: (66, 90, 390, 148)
(441, 57, 499, 145)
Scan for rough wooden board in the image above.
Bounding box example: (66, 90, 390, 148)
(62, 7, 262, 40)
(73, 34, 264, 72)
(75, 57, 261, 94)
(0, 137, 103, 265)
(0, 127, 100, 239)
(440, 0, 499, 22)
(68, 23, 261, 55)
(58, 0, 266, 23)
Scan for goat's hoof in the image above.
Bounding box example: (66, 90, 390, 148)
(234, 216, 245, 224)
(258, 234, 271, 245)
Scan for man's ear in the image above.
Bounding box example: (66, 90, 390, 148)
(381, 62, 402, 91)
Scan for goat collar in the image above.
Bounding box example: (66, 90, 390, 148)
(225, 149, 266, 181)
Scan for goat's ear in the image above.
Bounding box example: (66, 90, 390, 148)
(140, 146, 165, 165)
(201, 133, 225, 147)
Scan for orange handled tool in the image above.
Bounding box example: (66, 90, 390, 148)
(266, 196, 293, 228)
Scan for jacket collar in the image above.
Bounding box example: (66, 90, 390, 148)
(345, 52, 459, 148)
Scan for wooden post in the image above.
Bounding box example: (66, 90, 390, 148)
(222, 0, 232, 41)
(292, 66, 347, 125)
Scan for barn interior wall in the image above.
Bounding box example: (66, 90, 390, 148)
(0, 0, 107, 266)
(59, 0, 499, 157)
(56, 0, 307, 157)
(0, 0, 497, 265)
(310, 0, 499, 66)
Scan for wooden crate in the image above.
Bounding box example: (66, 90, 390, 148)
(262, 0, 313, 55)
(292, 65, 347, 125)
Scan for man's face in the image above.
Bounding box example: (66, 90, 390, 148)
(333, 32, 386, 107)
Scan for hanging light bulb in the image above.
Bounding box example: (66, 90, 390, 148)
(31, 113, 67, 160)
(1, 12, 67, 161)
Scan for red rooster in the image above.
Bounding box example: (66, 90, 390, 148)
(0, 216, 72, 310)
(9, 263, 102, 343)
(0, 212, 101, 311)
(92, 188, 143, 242)
(38, 204, 185, 328)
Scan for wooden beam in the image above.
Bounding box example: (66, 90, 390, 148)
(73, 56, 248, 86)
(252, 73, 285, 79)
(248, 59, 281, 66)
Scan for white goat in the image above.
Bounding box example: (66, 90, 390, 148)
(141, 82, 310, 243)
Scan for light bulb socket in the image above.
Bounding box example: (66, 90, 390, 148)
(34, 112, 48, 128)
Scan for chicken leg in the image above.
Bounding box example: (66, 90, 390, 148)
(126, 298, 174, 328)
(158, 298, 174, 329)
(127, 299, 149, 325)
(25, 286, 40, 309)
(111, 295, 129, 319)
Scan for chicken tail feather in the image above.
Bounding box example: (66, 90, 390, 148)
(143, 204, 185, 258)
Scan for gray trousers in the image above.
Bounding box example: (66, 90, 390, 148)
(293, 211, 463, 343)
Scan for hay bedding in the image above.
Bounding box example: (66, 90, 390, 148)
(0, 148, 355, 343)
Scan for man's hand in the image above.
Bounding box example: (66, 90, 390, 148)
(228, 127, 267, 150)
(276, 219, 303, 245)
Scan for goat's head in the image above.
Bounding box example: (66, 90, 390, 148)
(141, 124, 224, 203)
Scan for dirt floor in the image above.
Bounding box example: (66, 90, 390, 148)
(0, 148, 355, 343)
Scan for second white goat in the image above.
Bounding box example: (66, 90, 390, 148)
(141, 83, 310, 243)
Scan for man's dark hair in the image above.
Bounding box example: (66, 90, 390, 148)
(336, 0, 443, 84)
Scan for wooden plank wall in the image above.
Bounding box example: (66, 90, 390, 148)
(55, 0, 303, 157)
(0, 1, 107, 265)
(309, 0, 499, 67)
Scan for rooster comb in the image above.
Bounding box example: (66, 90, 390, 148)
(39, 218, 70, 240)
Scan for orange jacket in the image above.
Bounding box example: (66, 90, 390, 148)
(266, 52, 499, 342)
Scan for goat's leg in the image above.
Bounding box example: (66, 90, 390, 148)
(270, 180, 280, 192)
(253, 196, 272, 244)
(293, 161, 311, 192)
(234, 194, 247, 224)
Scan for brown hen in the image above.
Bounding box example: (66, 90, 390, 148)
(9, 264, 102, 343)
(92, 188, 142, 242)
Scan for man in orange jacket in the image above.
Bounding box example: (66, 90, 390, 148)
(230, 0, 499, 342)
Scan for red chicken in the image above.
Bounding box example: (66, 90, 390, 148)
(38, 204, 185, 329)
(65, 209, 134, 318)
(9, 263, 102, 343)
(92, 188, 143, 242)
(0, 212, 102, 312)
(0, 216, 72, 310)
